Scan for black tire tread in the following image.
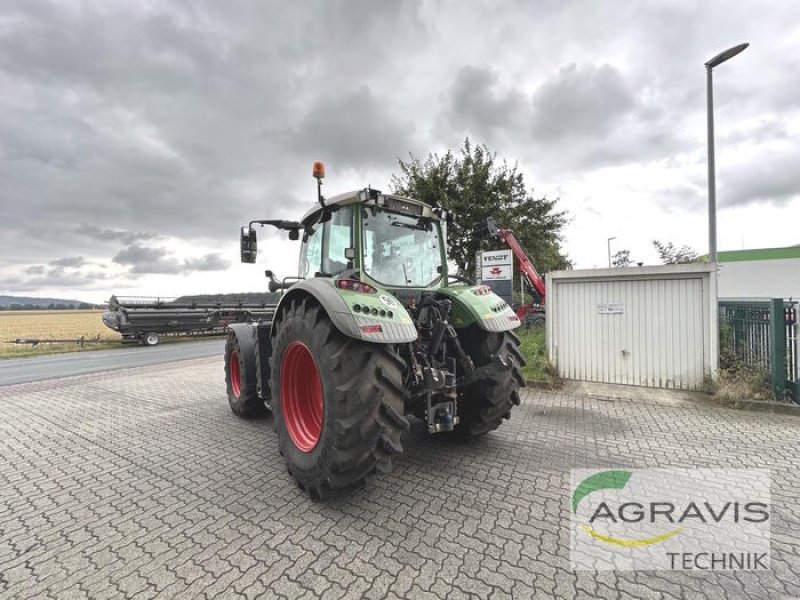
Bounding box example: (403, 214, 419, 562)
(224, 326, 265, 418)
(272, 297, 409, 497)
(457, 326, 525, 436)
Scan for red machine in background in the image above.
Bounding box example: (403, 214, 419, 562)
(473, 217, 546, 328)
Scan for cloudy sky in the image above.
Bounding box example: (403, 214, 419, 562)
(1, 1, 798, 302)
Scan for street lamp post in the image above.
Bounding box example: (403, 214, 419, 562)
(706, 42, 749, 264)
(607, 236, 616, 268)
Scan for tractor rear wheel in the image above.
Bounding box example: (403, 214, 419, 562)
(271, 297, 409, 499)
(224, 326, 265, 417)
(456, 326, 525, 436)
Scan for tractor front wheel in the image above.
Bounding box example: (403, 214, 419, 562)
(271, 297, 409, 499)
(456, 326, 525, 436)
(224, 325, 265, 417)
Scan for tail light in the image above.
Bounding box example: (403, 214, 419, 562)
(336, 279, 377, 294)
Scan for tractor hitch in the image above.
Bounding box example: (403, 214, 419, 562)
(423, 361, 460, 433)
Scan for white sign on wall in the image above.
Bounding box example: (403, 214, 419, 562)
(597, 302, 625, 315)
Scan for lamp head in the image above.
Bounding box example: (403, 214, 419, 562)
(705, 43, 749, 69)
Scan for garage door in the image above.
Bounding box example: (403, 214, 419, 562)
(552, 277, 708, 390)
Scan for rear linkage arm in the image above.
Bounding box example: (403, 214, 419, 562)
(409, 294, 485, 433)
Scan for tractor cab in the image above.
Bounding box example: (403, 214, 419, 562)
(296, 189, 447, 295)
(241, 162, 449, 300)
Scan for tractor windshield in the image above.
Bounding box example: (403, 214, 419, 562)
(362, 208, 442, 287)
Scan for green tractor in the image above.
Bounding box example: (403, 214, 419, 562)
(225, 162, 525, 498)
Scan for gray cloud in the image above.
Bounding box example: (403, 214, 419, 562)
(113, 245, 182, 275)
(0, 0, 429, 281)
(445, 66, 524, 140)
(531, 63, 636, 141)
(9, 272, 112, 293)
(10, 255, 119, 295)
(288, 86, 416, 169)
(720, 119, 789, 146)
(51, 256, 86, 268)
(113, 244, 231, 274)
(720, 148, 800, 207)
(654, 183, 706, 213)
(184, 254, 231, 272)
(438, 61, 688, 174)
(75, 225, 159, 245)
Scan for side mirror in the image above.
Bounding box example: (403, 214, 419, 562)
(240, 226, 257, 263)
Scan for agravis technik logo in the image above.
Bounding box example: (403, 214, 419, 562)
(570, 469, 771, 571)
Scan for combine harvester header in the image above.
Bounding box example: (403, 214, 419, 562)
(102, 295, 276, 346)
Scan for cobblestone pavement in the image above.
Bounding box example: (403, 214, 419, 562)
(1, 357, 799, 599)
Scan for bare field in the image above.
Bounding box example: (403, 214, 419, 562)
(0, 310, 119, 359)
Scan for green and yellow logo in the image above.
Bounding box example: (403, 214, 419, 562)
(572, 470, 683, 547)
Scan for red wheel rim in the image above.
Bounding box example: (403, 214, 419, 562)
(281, 341, 323, 452)
(230, 350, 241, 398)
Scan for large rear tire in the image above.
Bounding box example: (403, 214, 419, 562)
(271, 297, 409, 499)
(224, 326, 265, 418)
(456, 326, 525, 436)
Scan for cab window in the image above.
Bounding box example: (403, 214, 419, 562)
(299, 226, 322, 278)
(322, 206, 353, 276)
(362, 208, 442, 287)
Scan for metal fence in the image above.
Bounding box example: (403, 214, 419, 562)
(787, 304, 799, 401)
(719, 299, 798, 402)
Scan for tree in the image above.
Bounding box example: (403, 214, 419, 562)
(652, 240, 699, 264)
(391, 139, 571, 278)
(612, 249, 632, 268)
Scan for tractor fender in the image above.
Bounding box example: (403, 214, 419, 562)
(437, 286, 521, 332)
(271, 279, 417, 344)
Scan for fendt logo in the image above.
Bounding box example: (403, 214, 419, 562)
(489, 266, 503, 276)
(570, 469, 771, 571)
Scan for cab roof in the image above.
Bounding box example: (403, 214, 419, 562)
(300, 189, 440, 226)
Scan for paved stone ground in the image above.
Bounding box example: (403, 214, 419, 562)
(1, 357, 799, 599)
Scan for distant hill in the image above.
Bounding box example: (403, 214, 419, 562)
(0, 295, 99, 310)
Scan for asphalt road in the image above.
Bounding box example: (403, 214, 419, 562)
(0, 339, 224, 386)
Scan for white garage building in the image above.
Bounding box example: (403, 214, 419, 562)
(717, 245, 800, 300)
(546, 264, 718, 391)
